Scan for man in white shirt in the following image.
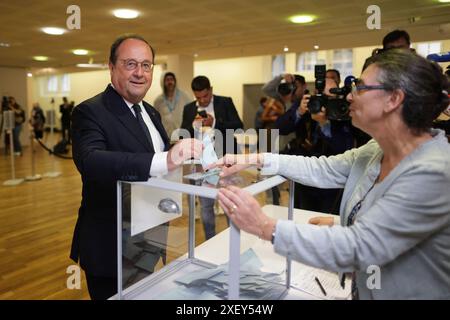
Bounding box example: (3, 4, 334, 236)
(181, 76, 243, 239)
(70, 34, 203, 299)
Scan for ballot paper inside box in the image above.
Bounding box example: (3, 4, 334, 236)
(116, 163, 290, 300)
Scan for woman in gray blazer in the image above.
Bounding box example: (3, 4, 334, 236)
(211, 49, 450, 299)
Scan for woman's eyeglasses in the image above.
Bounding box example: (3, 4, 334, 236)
(351, 78, 390, 94)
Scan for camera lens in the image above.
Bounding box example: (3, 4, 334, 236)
(308, 95, 326, 114)
(327, 98, 350, 121)
(278, 82, 294, 96)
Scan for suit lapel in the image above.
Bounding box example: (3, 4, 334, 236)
(213, 95, 224, 126)
(103, 85, 154, 151)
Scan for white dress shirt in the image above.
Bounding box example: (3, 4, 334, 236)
(195, 96, 216, 130)
(121, 97, 168, 177)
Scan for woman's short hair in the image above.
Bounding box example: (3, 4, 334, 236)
(368, 49, 449, 134)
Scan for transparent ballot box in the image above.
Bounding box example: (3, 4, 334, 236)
(116, 163, 295, 300)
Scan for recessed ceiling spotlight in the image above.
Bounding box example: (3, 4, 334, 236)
(289, 15, 315, 24)
(72, 49, 89, 55)
(0, 42, 11, 47)
(113, 9, 139, 19)
(194, 53, 199, 58)
(314, 45, 320, 50)
(33, 56, 49, 61)
(41, 27, 66, 35)
(27, 73, 33, 77)
(283, 46, 289, 52)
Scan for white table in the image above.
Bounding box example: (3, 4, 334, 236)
(193, 205, 343, 300)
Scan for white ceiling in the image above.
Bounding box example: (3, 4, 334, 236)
(0, 0, 449, 72)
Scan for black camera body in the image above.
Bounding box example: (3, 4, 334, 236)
(308, 65, 327, 114)
(308, 65, 350, 121)
(277, 80, 296, 96)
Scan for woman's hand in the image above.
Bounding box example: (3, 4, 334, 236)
(217, 186, 276, 240)
(308, 216, 335, 226)
(206, 153, 262, 177)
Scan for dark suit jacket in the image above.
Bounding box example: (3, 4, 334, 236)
(70, 85, 170, 277)
(180, 95, 243, 156)
(60, 103, 73, 126)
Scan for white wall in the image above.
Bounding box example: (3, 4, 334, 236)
(194, 55, 272, 118)
(353, 45, 378, 75)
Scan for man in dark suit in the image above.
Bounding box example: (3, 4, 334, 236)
(181, 76, 243, 239)
(60, 96, 73, 143)
(70, 34, 203, 300)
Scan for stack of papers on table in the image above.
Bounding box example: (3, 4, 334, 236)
(159, 249, 286, 300)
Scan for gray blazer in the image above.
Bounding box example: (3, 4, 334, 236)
(262, 129, 450, 299)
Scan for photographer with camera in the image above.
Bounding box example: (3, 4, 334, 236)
(326, 69, 341, 86)
(286, 66, 353, 214)
(301, 65, 354, 155)
(261, 74, 306, 205)
(262, 73, 307, 111)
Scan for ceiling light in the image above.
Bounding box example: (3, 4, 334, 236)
(72, 49, 89, 55)
(27, 73, 33, 77)
(289, 15, 315, 24)
(283, 46, 289, 52)
(314, 45, 320, 50)
(77, 63, 108, 69)
(194, 53, 199, 58)
(438, 0, 450, 3)
(113, 9, 139, 19)
(35, 68, 56, 75)
(33, 56, 49, 61)
(41, 27, 66, 35)
(0, 42, 10, 47)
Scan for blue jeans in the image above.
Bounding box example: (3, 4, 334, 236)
(12, 124, 22, 152)
(199, 197, 230, 240)
(199, 197, 216, 240)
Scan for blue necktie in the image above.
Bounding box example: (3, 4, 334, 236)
(132, 104, 153, 148)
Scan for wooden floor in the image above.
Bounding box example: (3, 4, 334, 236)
(0, 133, 288, 300)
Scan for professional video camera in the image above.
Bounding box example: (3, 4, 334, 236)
(307, 65, 351, 121)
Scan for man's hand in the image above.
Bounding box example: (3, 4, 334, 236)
(202, 113, 214, 127)
(192, 113, 214, 128)
(167, 138, 203, 171)
(298, 94, 310, 116)
(283, 73, 294, 83)
(311, 106, 328, 126)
